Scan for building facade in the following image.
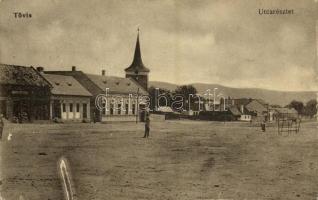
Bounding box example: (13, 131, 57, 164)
(42, 73, 92, 121)
(45, 68, 148, 122)
(0, 64, 51, 122)
(228, 98, 269, 122)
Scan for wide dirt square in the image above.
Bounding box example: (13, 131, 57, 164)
(0, 120, 318, 200)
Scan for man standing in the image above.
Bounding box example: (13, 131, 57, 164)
(261, 120, 266, 132)
(93, 111, 96, 123)
(0, 114, 4, 139)
(143, 115, 150, 138)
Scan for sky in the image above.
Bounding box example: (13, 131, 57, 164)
(0, 0, 317, 91)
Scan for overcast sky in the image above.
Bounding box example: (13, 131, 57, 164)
(0, 0, 317, 91)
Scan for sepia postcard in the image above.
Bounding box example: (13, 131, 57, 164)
(0, 0, 318, 199)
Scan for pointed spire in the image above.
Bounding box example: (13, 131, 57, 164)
(125, 28, 150, 73)
(133, 28, 142, 66)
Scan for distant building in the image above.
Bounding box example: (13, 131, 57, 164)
(0, 64, 51, 122)
(245, 99, 268, 121)
(157, 106, 174, 113)
(41, 73, 92, 121)
(228, 106, 242, 121)
(271, 107, 298, 120)
(228, 98, 269, 122)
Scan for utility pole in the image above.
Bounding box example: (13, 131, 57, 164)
(136, 87, 140, 124)
(213, 88, 218, 111)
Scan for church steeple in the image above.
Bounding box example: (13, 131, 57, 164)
(125, 29, 150, 73)
(125, 29, 150, 90)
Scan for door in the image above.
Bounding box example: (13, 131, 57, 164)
(13, 100, 30, 122)
(53, 100, 61, 118)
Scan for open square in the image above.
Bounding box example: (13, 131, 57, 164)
(1, 121, 318, 200)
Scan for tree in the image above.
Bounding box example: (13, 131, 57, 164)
(174, 85, 198, 111)
(287, 100, 304, 115)
(271, 104, 281, 108)
(148, 87, 172, 111)
(304, 99, 317, 118)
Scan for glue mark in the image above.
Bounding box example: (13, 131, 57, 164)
(0, 192, 5, 200)
(58, 157, 76, 200)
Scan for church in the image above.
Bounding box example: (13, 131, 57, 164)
(44, 30, 150, 122)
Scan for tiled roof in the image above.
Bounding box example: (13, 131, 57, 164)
(0, 64, 50, 87)
(228, 106, 242, 116)
(245, 100, 267, 113)
(85, 74, 148, 95)
(255, 99, 268, 106)
(43, 74, 92, 96)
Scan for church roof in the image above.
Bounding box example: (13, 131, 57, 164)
(124, 31, 150, 73)
(85, 74, 148, 95)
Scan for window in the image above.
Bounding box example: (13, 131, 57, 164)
(118, 104, 121, 115)
(62, 104, 66, 112)
(76, 103, 80, 112)
(102, 103, 106, 115)
(125, 104, 129, 115)
(70, 103, 73, 112)
(0, 100, 7, 117)
(132, 104, 136, 115)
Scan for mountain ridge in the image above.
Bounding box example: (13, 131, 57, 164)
(150, 81, 317, 106)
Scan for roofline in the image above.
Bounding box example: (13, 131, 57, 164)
(0, 64, 53, 88)
(43, 72, 94, 97)
(84, 73, 149, 95)
(51, 94, 92, 97)
(127, 77, 149, 95)
(45, 71, 149, 95)
(83, 73, 111, 93)
(31, 66, 53, 88)
(124, 66, 150, 73)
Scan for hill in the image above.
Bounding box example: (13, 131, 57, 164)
(149, 81, 316, 106)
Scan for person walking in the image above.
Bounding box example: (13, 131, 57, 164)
(143, 116, 150, 138)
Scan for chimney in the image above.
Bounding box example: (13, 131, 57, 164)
(102, 69, 106, 76)
(72, 66, 76, 71)
(36, 66, 44, 73)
